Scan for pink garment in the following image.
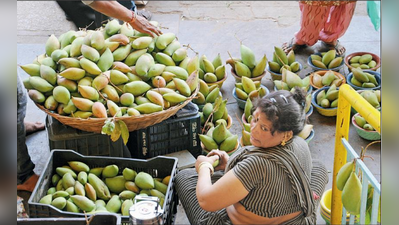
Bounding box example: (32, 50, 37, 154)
(295, 1, 356, 46)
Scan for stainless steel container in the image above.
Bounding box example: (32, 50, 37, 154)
(129, 196, 164, 225)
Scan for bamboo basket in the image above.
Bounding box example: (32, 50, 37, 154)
(35, 86, 199, 133)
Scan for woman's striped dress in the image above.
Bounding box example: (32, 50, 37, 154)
(175, 136, 328, 224)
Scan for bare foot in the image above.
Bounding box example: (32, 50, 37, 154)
(17, 174, 39, 192)
(25, 121, 45, 136)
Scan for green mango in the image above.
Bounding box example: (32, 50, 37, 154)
(51, 197, 67, 210)
(341, 172, 362, 215)
(51, 49, 68, 63)
(234, 61, 251, 77)
(97, 48, 114, 72)
(45, 34, 60, 57)
(164, 66, 189, 80)
(134, 103, 163, 114)
(122, 168, 137, 181)
(287, 50, 295, 65)
(113, 44, 132, 61)
(125, 49, 147, 66)
(220, 135, 238, 152)
(274, 46, 288, 66)
(124, 81, 151, 96)
(336, 161, 354, 191)
(359, 54, 372, 64)
(135, 172, 155, 189)
(154, 179, 168, 195)
(132, 36, 153, 49)
(321, 49, 336, 67)
(268, 61, 281, 73)
(212, 123, 228, 145)
(105, 176, 126, 194)
(105, 19, 121, 35)
(87, 173, 111, 201)
(39, 194, 53, 204)
(70, 195, 95, 212)
(29, 76, 54, 93)
(199, 134, 219, 151)
(156, 33, 176, 50)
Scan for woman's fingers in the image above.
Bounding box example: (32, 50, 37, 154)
(207, 150, 221, 159)
(148, 25, 162, 36)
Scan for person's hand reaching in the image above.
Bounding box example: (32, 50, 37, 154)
(129, 14, 162, 37)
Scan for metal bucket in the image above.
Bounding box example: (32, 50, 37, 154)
(129, 196, 164, 225)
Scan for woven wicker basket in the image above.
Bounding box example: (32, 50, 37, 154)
(36, 86, 199, 133)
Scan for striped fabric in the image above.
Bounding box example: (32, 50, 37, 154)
(176, 169, 232, 225)
(295, 1, 357, 46)
(175, 136, 329, 224)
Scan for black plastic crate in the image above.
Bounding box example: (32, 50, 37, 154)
(128, 103, 201, 159)
(28, 150, 178, 225)
(17, 213, 120, 225)
(46, 115, 128, 157)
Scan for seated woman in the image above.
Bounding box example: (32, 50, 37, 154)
(176, 87, 328, 224)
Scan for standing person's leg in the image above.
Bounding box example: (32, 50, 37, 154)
(17, 75, 38, 192)
(282, 2, 329, 53)
(56, 1, 99, 30)
(319, 2, 357, 56)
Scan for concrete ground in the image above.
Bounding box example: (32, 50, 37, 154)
(17, 1, 380, 224)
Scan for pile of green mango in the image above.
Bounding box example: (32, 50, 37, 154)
(311, 70, 344, 88)
(199, 122, 238, 153)
(226, 44, 267, 78)
(196, 54, 226, 83)
(241, 98, 253, 146)
(315, 84, 340, 108)
(358, 90, 380, 108)
(350, 68, 379, 88)
(274, 69, 311, 92)
(38, 161, 171, 216)
(235, 76, 267, 101)
(349, 53, 377, 70)
(310, 49, 343, 69)
(353, 114, 377, 131)
(21, 19, 200, 119)
(273, 69, 312, 114)
(268, 47, 301, 74)
(199, 96, 229, 128)
(193, 80, 222, 106)
(336, 161, 362, 215)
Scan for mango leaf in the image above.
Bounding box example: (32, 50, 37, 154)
(117, 120, 129, 145)
(101, 119, 115, 135)
(110, 121, 121, 142)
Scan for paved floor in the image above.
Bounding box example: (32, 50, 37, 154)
(17, 1, 380, 224)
